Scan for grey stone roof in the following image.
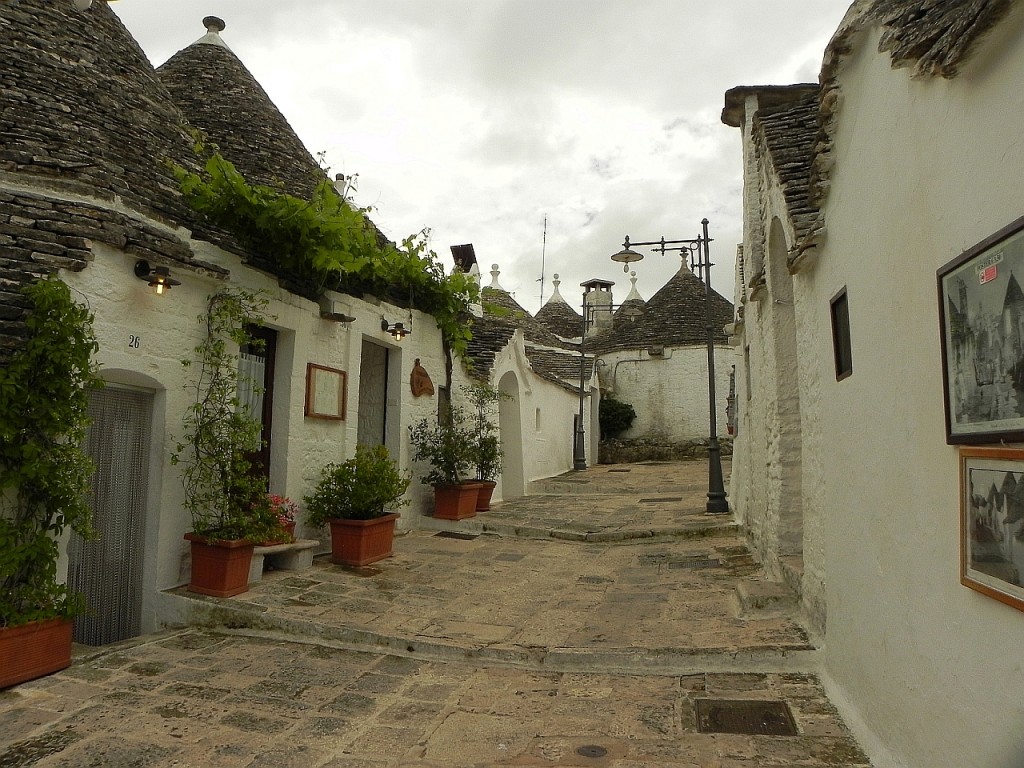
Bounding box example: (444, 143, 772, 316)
(584, 265, 733, 354)
(481, 287, 566, 347)
(0, 1, 201, 225)
(755, 89, 822, 251)
(157, 20, 323, 202)
(868, 0, 1013, 79)
(464, 315, 517, 379)
(0, 0, 231, 360)
(535, 297, 583, 340)
(808, 0, 1015, 249)
(525, 346, 595, 394)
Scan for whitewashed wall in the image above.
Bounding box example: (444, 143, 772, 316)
(737, 9, 1024, 767)
(600, 344, 732, 443)
(60, 237, 447, 631)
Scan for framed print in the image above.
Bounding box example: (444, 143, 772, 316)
(960, 446, 1024, 612)
(304, 363, 346, 420)
(938, 215, 1024, 443)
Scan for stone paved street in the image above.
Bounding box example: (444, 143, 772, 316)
(0, 461, 873, 766)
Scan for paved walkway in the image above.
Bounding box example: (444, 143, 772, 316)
(0, 461, 873, 767)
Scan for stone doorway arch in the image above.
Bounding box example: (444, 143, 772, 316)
(498, 371, 525, 499)
(766, 217, 804, 564)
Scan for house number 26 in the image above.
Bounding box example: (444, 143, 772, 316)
(128, 334, 141, 349)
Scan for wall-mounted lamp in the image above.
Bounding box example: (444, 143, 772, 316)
(134, 260, 180, 296)
(381, 318, 411, 341)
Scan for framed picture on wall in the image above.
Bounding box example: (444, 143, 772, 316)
(938, 214, 1024, 443)
(960, 446, 1024, 612)
(304, 363, 346, 420)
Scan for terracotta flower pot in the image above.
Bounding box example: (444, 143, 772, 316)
(184, 533, 255, 598)
(475, 480, 497, 511)
(0, 617, 73, 689)
(433, 482, 480, 520)
(329, 513, 400, 566)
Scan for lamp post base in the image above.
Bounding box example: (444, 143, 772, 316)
(573, 427, 587, 471)
(705, 438, 730, 514)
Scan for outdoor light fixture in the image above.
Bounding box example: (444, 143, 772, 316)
(134, 260, 180, 296)
(381, 318, 411, 341)
(608, 219, 729, 514)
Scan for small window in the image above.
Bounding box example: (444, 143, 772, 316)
(536, 407, 542, 431)
(744, 346, 752, 401)
(830, 288, 853, 381)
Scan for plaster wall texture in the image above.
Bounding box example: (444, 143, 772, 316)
(600, 345, 732, 443)
(488, 338, 586, 491)
(731, 91, 816, 595)
(61, 237, 449, 631)
(803, 13, 1024, 767)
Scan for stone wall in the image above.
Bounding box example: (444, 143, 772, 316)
(599, 436, 733, 465)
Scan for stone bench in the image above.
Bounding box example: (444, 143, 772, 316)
(248, 539, 320, 584)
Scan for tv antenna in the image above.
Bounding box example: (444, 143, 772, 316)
(537, 214, 548, 306)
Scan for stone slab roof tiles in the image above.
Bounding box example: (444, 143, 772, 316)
(0, 0, 201, 225)
(157, 18, 324, 202)
(481, 286, 566, 348)
(868, 0, 1013, 78)
(755, 89, 822, 252)
(535, 298, 583, 340)
(0, 0, 231, 360)
(464, 315, 517, 378)
(584, 267, 733, 355)
(525, 345, 595, 394)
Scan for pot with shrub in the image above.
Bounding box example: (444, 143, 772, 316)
(463, 382, 507, 511)
(304, 444, 410, 566)
(172, 289, 280, 597)
(408, 403, 479, 519)
(0, 278, 102, 687)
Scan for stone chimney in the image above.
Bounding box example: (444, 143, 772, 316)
(581, 278, 614, 333)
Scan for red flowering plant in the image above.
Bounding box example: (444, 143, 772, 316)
(259, 494, 299, 544)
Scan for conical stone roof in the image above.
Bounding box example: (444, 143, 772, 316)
(535, 274, 583, 340)
(157, 17, 324, 202)
(0, 0, 201, 223)
(584, 262, 733, 354)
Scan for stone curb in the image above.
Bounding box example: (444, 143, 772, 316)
(171, 590, 819, 676)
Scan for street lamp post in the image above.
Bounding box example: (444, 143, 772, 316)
(609, 218, 729, 514)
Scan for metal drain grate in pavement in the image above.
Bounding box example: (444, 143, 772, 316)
(695, 699, 798, 736)
(639, 497, 683, 503)
(576, 745, 608, 758)
(640, 553, 721, 569)
(608, 468, 631, 473)
(433, 531, 479, 540)
(671, 557, 721, 569)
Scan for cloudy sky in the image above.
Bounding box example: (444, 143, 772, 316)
(112, 1, 852, 314)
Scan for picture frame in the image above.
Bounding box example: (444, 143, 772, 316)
(938, 214, 1024, 443)
(304, 363, 346, 420)
(960, 446, 1024, 612)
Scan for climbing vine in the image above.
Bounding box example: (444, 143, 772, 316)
(0, 278, 101, 626)
(171, 149, 479, 358)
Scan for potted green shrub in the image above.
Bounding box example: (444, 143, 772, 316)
(0, 278, 102, 687)
(408, 403, 479, 519)
(172, 289, 279, 597)
(304, 445, 410, 566)
(463, 382, 507, 511)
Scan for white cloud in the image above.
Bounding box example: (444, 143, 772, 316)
(113, 0, 852, 313)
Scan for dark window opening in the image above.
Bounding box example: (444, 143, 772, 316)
(830, 288, 852, 381)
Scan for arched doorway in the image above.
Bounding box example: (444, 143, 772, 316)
(498, 371, 525, 499)
(767, 217, 804, 561)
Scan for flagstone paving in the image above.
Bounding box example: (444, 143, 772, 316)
(0, 460, 874, 766)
